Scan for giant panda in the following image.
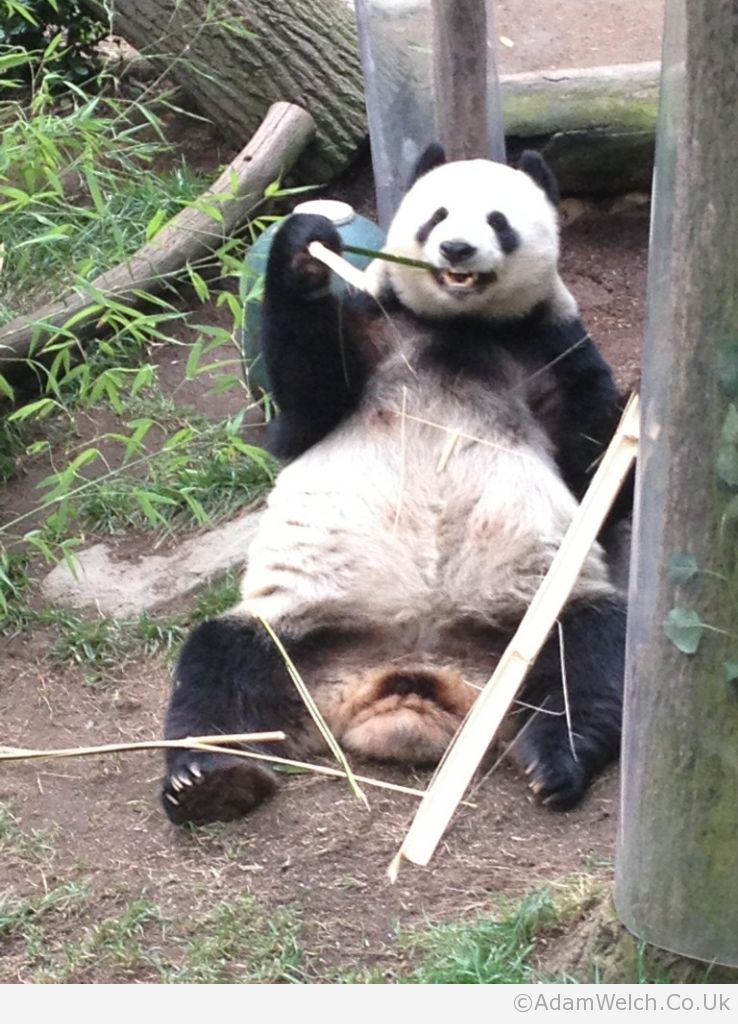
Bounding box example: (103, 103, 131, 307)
(161, 146, 628, 826)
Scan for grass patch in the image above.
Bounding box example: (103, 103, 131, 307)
(28, 897, 163, 983)
(0, 802, 59, 867)
(72, 409, 275, 537)
(2, 886, 304, 983)
(1, 569, 243, 681)
(159, 895, 304, 984)
(0, 56, 280, 599)
(400, 889, 560, 984)
(0, 881, 91, 944)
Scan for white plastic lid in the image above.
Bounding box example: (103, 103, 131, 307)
(293, 199, 356, 226)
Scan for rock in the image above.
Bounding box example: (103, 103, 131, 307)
(41, 507, 263, 618)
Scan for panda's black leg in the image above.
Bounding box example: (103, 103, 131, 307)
(161, 616, 307, 826)
(510, 595, 625, 810)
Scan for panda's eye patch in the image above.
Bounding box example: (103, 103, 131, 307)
(487, 211, 519, 255)
(415, 206, 448, 245)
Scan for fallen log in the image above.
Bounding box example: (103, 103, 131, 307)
(503, 62, 660, 194)
(0, 101, 315, 368)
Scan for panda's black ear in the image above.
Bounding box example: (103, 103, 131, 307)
(519, 150, 560, 207)
(408, 143, 447, 188)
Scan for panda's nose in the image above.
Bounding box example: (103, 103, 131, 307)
(439, 240, 477, 264)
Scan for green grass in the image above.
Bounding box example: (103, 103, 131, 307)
(28, 897, 164, 983)
(0, 802, 59, 867)
(1, 167, 204, 321)
(72, 410, 275, 537)
(2, 884, 304, 983)
(1, 568, 243, 681)
(399, 889, 560, 984)
(0, 881, 91, 943)
(0, 808, 304, 982)
(159, 895, 305, 984)
(0, 53, 281, 604)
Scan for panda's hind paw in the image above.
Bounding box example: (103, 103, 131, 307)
(514, 731, 590, 810)
(161, 751, 277, 826)
(524, 752, 588, 811)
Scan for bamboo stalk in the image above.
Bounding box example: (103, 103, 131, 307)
(0, 731, 285, 762)
(388, 394, 640, 879)
(307, 241, 369, 291)
(0, 729, 435, 800)
(0, 102, 316, 366)
(177, 742, 429, 799)
(257, 615, 369, 808)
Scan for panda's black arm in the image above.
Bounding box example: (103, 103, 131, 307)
(261, 214, 373, 459)
(537, 318, 634, 520)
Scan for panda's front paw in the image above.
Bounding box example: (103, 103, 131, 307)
(270, 213, 343, 294)
(161, 751, 277, 826)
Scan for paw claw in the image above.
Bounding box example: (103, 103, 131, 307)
(177, 773, 194, 787)
(165, 793, 180, 806)
(189, 763, 202, 779)
(170, 777, 183, 792)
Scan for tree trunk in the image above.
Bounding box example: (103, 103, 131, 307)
(92, 0, 366, 181)
(616, 0, 738, 967)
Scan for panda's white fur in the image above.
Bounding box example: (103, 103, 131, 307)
(161, 151, 627, 825)
(237, 321, 612, 636)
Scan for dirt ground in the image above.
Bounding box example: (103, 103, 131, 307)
(0, 196, 650, 982)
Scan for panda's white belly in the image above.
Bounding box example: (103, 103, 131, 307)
(238, 371, 611, 632)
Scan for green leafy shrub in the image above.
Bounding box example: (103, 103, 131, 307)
(1, 1, 107, 88)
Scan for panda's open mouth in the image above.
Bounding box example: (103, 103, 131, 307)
(434, 268, 497, 293)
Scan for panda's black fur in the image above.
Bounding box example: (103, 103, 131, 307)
(161, 148, 629, 826)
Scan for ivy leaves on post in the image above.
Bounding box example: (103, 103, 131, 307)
(716, 404, 738, 488)
(663, 606, 705, 655)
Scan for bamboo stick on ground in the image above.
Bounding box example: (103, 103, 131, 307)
(0, 731, 286, 762)
(388, 393, 640, 879)
(0, 731, 435, 800)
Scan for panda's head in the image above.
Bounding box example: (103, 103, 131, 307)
(371, 147, 572, 322)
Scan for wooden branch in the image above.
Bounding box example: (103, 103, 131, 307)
(0, 101, 315, 367)
(388, 394, 641, 879)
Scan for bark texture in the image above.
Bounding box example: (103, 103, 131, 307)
(616, 0, 738, 966)
(90, 0, 366, 180)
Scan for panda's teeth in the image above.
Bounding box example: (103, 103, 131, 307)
(440, 269, 478, 288)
